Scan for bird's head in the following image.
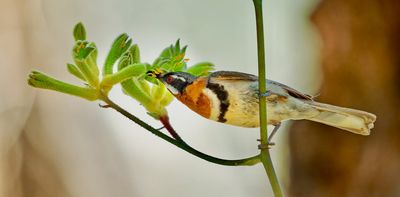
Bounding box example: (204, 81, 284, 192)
(147, 70, 196, 95)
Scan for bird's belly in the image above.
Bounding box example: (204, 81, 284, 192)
(200, 80, 310, 128)
(223, 102, 287, 128)
(223, 95, 303, 128)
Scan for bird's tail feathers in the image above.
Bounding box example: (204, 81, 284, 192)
(305, 101, 376, 135)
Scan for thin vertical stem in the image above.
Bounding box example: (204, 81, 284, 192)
(252, 0, 283, 196)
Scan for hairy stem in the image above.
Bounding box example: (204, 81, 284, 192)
(101, 95, 260, 166)
(252, 0, 283, 196)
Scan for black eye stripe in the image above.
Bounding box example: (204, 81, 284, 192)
(161, 72, 196, 94)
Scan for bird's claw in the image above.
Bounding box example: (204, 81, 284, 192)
(257, 139, 275, 149)
(258, 91, 272, 97)
(258, 142, 275, 150)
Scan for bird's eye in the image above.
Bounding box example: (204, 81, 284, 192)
(166, 75, 174, 83)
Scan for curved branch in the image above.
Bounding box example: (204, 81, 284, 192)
(100, 95, 260, 166)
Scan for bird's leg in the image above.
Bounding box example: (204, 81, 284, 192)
(267, 123, 281, 146)
(257, 123, 281, 149)
(258, 91, 281, 149)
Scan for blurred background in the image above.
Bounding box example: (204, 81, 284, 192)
(1, 0, 398, 196)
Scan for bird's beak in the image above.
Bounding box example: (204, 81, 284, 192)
(146, 70, 163, 78)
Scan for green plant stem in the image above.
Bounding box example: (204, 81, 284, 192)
(100, 95, 261, 166)
(101, 63, 146, 88)
(28, 71, 99, 101)
(252, 0, 283, 196)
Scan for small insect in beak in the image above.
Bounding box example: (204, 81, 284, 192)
(146, 68, 164, 78)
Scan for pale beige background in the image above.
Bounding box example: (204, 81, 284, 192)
(0, 0, 319, 196)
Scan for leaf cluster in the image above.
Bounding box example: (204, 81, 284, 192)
(28, 22, 214, 119)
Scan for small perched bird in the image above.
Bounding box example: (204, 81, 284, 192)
(148, 70, 376, 139)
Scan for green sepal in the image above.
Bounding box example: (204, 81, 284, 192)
(160, 92, 174, 106)
(144, 75, 159, 85)
(73, 22, 86, 41)
(103, 33, 132, 76)
(67, 63, 85, 81)
(138, 79, 151, 95)
(185, 62, 215, 76)
(117, 50, 152, 105)
(72, 41, 99, 87)
(152, 39, 188, 72)
(87, 42, 99, 77)
(130, 44, 140, 64)
(73, 41, 94, 60)
(150, 82, 166, 102)
(121, 78, 152, 105)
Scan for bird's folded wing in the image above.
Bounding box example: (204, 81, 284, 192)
(209, 71, 313, 101)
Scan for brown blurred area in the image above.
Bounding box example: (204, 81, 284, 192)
(289, 0, 400, 196)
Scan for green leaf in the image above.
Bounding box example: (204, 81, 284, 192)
(67, 63, 85, 81)
(175, 39, 181, 54)
(181, 45, 187, 54)
(103, 33, 132, 76)
(158, 45, 173, 59)
(185, 62, 215, 76)
(73, 22, 86, 41)
(151, 39, 189, 72)
(28, 70, 98, 100)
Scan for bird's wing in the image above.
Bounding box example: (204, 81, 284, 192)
(209, 71, 258, 81)
(208, 71, 313, 101)
(267, 80, 314, 101)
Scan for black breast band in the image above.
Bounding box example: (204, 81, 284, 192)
(206, 82, 230, 123)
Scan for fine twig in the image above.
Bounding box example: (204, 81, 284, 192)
(100, 95, 261, 166)
(252, 0, 284, 196)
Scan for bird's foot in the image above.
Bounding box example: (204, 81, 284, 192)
(258, 91, 272, 97)
(257, 143, 275, 150)
(256, 123, 281, 149)
(257, 139, 275, 149)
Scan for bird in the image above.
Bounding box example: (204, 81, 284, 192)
(148, 70, 376, 142)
